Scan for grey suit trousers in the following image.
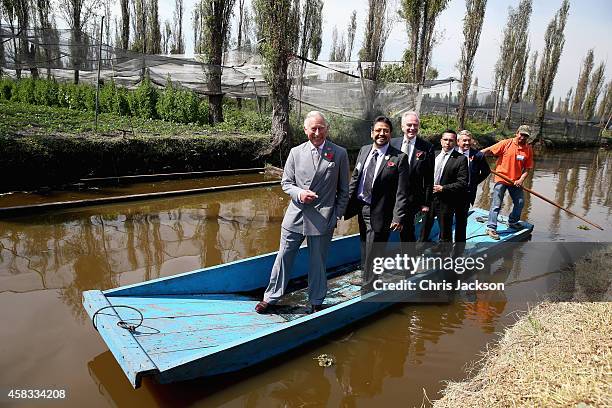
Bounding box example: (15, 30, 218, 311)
(263, 227, 332, 306)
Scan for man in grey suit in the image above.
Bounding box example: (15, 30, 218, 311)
(255, 111, 350, 314)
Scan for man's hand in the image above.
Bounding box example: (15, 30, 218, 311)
(421, 206, 430, 212)
(514, 173, 528, 187)
(433, 184, 443, 193)
(299, 190, 319, 204)
(390, 222, 403, 232)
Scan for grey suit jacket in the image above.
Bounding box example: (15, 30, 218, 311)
(281, 140, 350, 235)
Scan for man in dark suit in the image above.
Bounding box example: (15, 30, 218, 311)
(390, 111, 435, 242)
(454, 130, 491, 243)
(420, 129, 468, 245)
(345, 116, 408, 287)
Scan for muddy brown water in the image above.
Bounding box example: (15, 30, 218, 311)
(0, 150, 610, 407)
(0, 172, 274, 208)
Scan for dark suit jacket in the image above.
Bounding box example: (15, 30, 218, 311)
(433, 149, 469, 211)
(390, 136, 434, 210)
(345, 144, 408, 231)
(464, 148, 491, 205)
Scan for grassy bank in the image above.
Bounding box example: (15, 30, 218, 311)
(0, 101, 271, 191)
(433, 246, 612, 408)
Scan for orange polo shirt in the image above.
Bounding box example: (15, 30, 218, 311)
(490, 137, 534, 185)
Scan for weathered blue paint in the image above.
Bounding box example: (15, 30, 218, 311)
(83, 208, 533, 388)
(105, 233, 361, 296)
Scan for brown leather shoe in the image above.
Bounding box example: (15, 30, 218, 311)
(486, 228, 500, 240)
(310, 304, 324, 314)
(255, 301, 269, 314)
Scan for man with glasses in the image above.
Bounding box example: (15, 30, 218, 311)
(420, 129, 468, 245)
(390, 111, 435, 242)
(481, 125, 534, 240)
(345, 116, 408, 289)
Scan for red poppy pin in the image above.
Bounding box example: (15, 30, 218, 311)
(387, 161, 395, 167)
(416, 151, 424, 158)
(469, 155, 474, 161)
(324, 151, 334, 160)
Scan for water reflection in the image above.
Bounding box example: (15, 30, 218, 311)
(0, 187, 288, 322)
(475, 150, 611, 239)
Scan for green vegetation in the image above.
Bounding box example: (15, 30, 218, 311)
(0, 76, 271, 133)
(0, 99, 271, 191)
(4, 75, 595, 191)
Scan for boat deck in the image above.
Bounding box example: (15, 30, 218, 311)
(101, 264, 364, 369)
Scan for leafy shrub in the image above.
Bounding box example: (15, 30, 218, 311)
(12, 77, 36, 104)
(130, 77, 158, 119)
(114, 87, 131, 116)
(175, 89, 200, 123)
(33, 79, 59, 106)
(82, 84, 96, 111)
(57, 83, 81, 110)
(98, 80, 116, 113)
(199, 100, 210, 124)
(156, 80, 178, 122)
(0, 78, 14, 101)
(222, 107, 272, 132)
(157, 79, 201, 124)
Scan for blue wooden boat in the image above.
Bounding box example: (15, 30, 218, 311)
(82, 208, 533, 388)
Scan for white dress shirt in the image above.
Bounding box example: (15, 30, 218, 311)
(434, 150, 452, 185)
(357, 143, 389, 202)
(401, 137, 416, 164)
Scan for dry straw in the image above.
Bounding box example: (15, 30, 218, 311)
(433, 246, 612, 408)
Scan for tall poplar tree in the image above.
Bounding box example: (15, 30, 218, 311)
(195, 0, 236, 124)
(359, 0, 391, 118)
(523, 51, 538, 102)
(399, 0, 449, 88)
(582, 62, 605, 121)
(171, 0, 184, 54)
(253, 0, 300, 150)
(346, 10, 357, 62)
(597, 80, 612, 124)
(534, 0, 570, 140)
(571, 49, 594, 119)
(120, 0, 129, 49)
(58, 0, 101, 83)
(456, 0, 487, 130)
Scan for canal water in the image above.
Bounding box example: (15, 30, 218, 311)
(0, 172, 274, 207)
(0, 149, 610, 407)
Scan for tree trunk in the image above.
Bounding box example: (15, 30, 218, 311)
(208, 64, 224, 124)
(121, 0, 130, 49)
(270, 93, 290, 151)
(535, 103, 546, 143)
(457, 74, 470, 130)
(208, 94, 224, 124)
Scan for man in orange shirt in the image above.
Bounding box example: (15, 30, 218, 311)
(480, 125, 534, 240)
